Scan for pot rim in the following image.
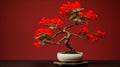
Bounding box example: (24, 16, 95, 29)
(57, 52, 83, 54)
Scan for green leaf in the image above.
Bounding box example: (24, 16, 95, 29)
(73, 18, 78, 21)
(76, 9, 81, 11)
(41, 40, 45, 45)
(77, 18, 82, 22)
(77, 11, 80, 14)
(45, 39, 51, 43)
(39, 34, 47, 40)
(73, 17, 83, 24)
(41, 37, 51, 45)
(46, 36, 51, 40)
(68, 13, 76, 20)
(46, 24, 51, 27)
(81, 33, 88, 37)
(72, 10, 77, 13)
(72, 9, 81, 13)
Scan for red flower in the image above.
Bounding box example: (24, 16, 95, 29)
(34, 41, 41, 48)
(60, 1, 81, 16)
(69, 1, 81, 10)
(51, 18, 64, 28)
(35, 28, 53, 37)
(82, 27, 89, 33)
(39, 17, 50, 25)
(95, 30, 106, 38)
(79, 12, 85, 18)
(88, 34, 99, 41)
(38, 17, 64, 28)
(91, 37, 99, 42)
(60, 3, 70, 16)
(77, 27, 89, 34)
(85, 10, 97, 20)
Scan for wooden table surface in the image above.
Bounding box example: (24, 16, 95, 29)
(0, 60, 120, 67)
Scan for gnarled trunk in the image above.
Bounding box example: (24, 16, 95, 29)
(64, 32, 76, 53)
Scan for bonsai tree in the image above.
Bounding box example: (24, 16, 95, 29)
(34, 1, 106, 53)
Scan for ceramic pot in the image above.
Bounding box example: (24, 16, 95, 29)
(57, 52, 83, 62)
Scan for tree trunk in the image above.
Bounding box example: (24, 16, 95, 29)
(64, 33, 76, 53)
(65, 40, 76, 53)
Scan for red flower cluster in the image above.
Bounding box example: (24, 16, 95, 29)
(39, 18, 64, 28)
(88, 34, 99, 41)
(77, 27, 106, 41)
(79, 10, 97, 20)
(34, 28, 53, 48)
(76, 27, 89, 34)
(51, 18, 64, 28)
(95, 30, 106, 38)
(34, 28, 53, 38)
(86, 10, 98, 20)
(39, 18, 50, 25)
(60, 1, 81, 16)
(79, 12, 85, 18)
(68, 1, 81, 10)
(34, 40, 41, 48)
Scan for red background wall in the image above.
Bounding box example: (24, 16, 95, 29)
(0, 0, 120, 60)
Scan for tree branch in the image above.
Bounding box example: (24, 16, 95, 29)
(47, 36, 66, 45)
(65, 23, 76, 29)
(47, 41, 58, 45)
(64, 22, 79, 31)
(71, 33, 88, 40)
(51, 31, 62, 39)
(57, 27, 63, 31)
(56, 36, 66, 44)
